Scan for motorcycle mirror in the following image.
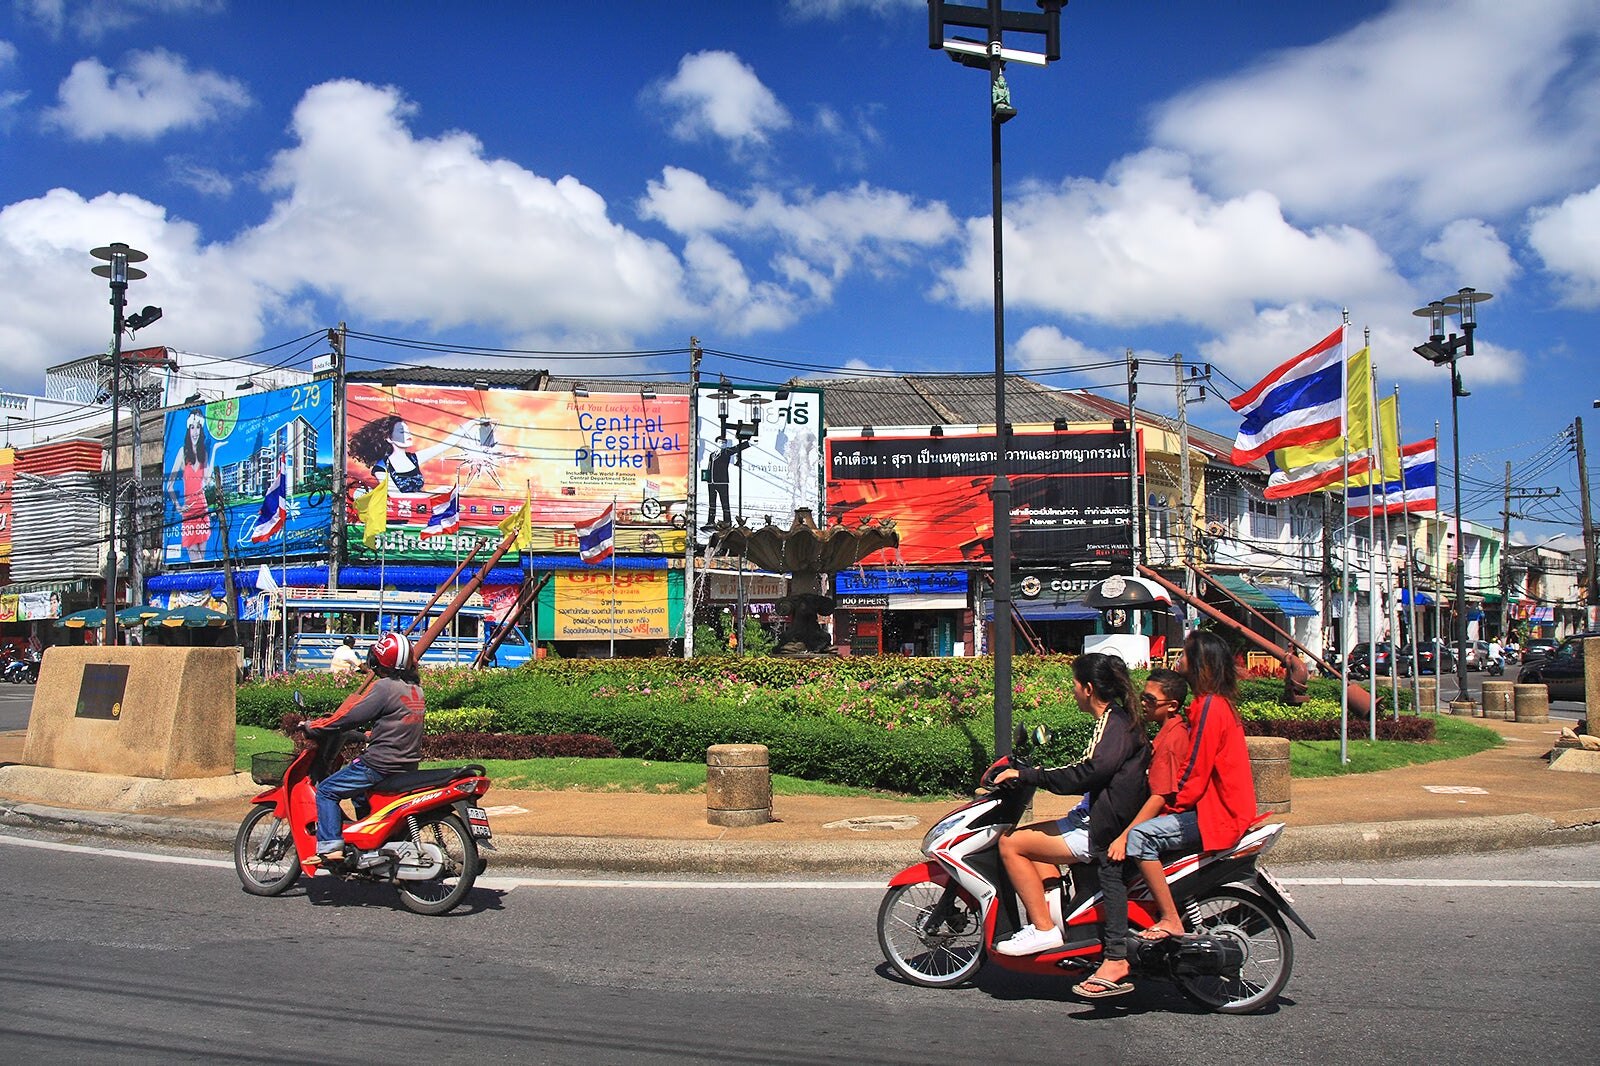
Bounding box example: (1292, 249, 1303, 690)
(293, 691, 304, 707)
(1012, 723, 1028, 751)
(1030, 724, 1053, 748)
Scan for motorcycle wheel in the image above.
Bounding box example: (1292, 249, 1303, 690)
(396, 813, 479, 916)
(233, 806, 300, 896)
(1172, 888, 1293, 1014)
(876, 881, 984, 988)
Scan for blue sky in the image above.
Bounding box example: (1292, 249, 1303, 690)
(2, 0, 1598, 542)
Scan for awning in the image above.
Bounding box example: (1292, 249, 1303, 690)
(1257, 586, 1317, 618)
(1481, 592, 1519, 604)
(1206, 573, 1279, 613)
(1398, 588, 1435, 606)
(985, 600, 1100, 622)
(0, 577, 96, 596)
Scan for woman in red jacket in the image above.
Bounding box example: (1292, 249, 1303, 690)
(1130, 629, 1258, 942)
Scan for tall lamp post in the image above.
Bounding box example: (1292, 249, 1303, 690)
(89, 242, 150, 647)
(927, 0, 1066, 756)
(1413, 287, 1491, 704)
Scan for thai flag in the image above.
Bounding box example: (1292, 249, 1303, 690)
(419, 489, 461, 540)
(1229, 325, 1347, 464)
(576, 503, 615, 564)
(1347, 439, 1438, 517)
(250, 464, 288, 543)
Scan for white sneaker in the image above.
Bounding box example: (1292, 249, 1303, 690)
(994, 923, 1065, 956)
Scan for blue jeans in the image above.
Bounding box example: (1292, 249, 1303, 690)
(315, 758, 388, 853)
(1125, 810, 1201, 861)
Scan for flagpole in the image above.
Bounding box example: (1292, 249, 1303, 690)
(1380, 389, 1400, 722)
(1339, 314, 1351, 767)
(1434, 420, 1443, 677)
(280, 454, 289, 677)
(1396, 385, 1420, 718)
(609, 494, 617, 659)
(1366, 333, 1380, 742)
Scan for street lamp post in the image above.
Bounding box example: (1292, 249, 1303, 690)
(927, 0, 1065, 757)
(1413, 287, 1491, 704)
(89, 242, 149, 647)
(733, 393, 766, 656)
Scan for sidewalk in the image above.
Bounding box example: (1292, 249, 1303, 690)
(2, 718, 1598, 873)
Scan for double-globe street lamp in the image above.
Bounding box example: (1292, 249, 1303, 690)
(89, 242, 152, 647)
(1413, 287, 1491, 705)
(926, 1, 1066, 755)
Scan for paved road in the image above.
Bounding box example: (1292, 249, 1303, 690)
(0, 684, 32, 732)
(0, 831, 1594, 1064)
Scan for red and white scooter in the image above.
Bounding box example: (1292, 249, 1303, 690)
(234, 719, 493, 916)
(877, 730, 1313, 1013)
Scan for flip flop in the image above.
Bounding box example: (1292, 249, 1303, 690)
(1136, 927, 1182, 942)
(1073, 975, 1135, 999)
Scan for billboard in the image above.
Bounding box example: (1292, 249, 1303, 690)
(693, 384, 823, 537)
(344, 385, 689, 561)
(825, 429, 1138, 566)
(0, 447, 12, 561)
(161, 383, 336, 565)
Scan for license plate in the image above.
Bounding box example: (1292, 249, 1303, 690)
(466, 806, 493, 840)
(1259, 869, 1294, 904)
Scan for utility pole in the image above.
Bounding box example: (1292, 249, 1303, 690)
(1127, 348, 1141, 569)
(1500, 461, 1512, 640)
(1321, 493, 1335, 658)
(328, 322, 347, 591)
(1173, 354, 1193, 603)
(1577, 417, 1597, 613)
(214, 467, 240, 653)
(684, 337, 702, 659)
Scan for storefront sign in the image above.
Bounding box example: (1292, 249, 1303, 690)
(701, 571, 788, 601)
(835, 569, 968, 595)
(826, 430, 1137, 566)
(0, 447, 13, 562)
(17, 589, 61, 620)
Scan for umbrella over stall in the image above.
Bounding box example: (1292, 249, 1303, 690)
(159, 605, 228, 628)
(57, 607, 108, 629)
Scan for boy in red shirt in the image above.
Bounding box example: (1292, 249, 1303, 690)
(1072, 666, 1190, 998)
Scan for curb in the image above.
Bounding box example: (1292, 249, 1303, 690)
(5, 801, 1600, 874)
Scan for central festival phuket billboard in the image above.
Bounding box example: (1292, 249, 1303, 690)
(344, 385, 689, 560)
(161, 382, 336, 565)
(825, 429, 1139, 566)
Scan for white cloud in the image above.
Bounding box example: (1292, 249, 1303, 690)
(784, 0, 920, 18)
(1419, 219, 1518, 295)
(166, 157, 234, 197)
(935, 150, 1401, 329)
(19, 0, 222, 41)
(1153, 0, 1600, 228)
(1528, 184, 1600, 307)
(656, 50, 790, 149)
(0, 39, 18, 66)
(235, 80, 693, 339)
(0, 186, 268, 381)
(44, 47, 250, 141)
(1012, 326, 1117, 371)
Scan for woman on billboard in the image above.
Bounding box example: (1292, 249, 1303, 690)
(348, 414, 480, 495)
(167, 409, 215, 562)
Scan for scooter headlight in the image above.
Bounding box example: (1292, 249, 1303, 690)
(922, 811, 965, 852)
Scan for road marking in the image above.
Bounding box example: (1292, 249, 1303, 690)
(1281, 876, 1600, 888)
(2, 835, 1595, 891)
(0, 833, 232, 869)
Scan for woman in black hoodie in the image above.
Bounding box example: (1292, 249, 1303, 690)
(992, 652, 1151, 959)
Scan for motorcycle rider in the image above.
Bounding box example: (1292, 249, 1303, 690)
(302, 631, 426, 864)
(991, 652, 1150, 958)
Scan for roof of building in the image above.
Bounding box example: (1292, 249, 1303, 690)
(346, 365, 550, 390)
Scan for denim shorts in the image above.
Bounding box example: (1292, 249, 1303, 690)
(1125, 810, 1201, 861)
(1054, 807, 1091, 862)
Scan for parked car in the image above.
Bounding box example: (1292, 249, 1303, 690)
(1516, 633, 1600, 702)
(1464, 640, 1493, 671)
(1521, 637, 1559, 663)
(1396, 639, 1455, 677)
(1346, 641, 1394, 679)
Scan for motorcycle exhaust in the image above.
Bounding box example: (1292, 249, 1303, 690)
(1166, 935, 1246, 976)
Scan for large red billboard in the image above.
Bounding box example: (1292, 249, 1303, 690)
(825, 429, 1139, 566)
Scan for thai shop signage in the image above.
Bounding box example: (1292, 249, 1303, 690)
(539, 569, 678, 640)
(344, 385, 688, 562)
(835, 569, 968, 596)
(0, 446, 13, 561)
(825, 430, 1138, 567)
(161, 383, 335, 565)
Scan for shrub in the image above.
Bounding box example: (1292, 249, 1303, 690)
(1245, 716, 1435, 741)
(423, 732, 619, 760)
(425, 706, 496, 735)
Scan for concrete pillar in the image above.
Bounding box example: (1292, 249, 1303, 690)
(1513, 684, 1550, 724)
(1480, 680, 1515, 721)
(1416, 676, 1438, 715)
(706, 744, 771, 827)
(1449, 699, 1477, 717)
(1584, 636, 1600, 732)
(1245, 736, 1291, 814)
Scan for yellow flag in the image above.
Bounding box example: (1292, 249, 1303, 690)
(497, 485, 533, 549)
(1345, 395, 1401, 488)
(1274, 346, 1372, 469)
(352, 475, 389, 547)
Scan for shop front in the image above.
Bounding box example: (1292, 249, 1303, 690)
(1002, 570, 1106, 655)
(835, 569, 969, 657)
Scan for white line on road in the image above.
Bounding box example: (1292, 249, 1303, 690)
(2, 835, 1596, 891)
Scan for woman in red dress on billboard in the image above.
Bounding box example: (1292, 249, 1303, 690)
(167, 410, 215, 562)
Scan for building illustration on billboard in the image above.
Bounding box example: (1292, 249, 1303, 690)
(825, 428, 1137, 567)
(343, 384, 690, 561)
(161, 382, 335, 565)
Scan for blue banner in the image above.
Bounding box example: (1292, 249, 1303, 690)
(161, 382, 335, 565)
(834, 569, 968, 596)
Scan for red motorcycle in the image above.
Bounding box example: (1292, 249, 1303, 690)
(877, 730, 1313, 1013)
(233, 726, 494, 915)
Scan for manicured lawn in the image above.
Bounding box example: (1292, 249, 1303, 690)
(1287, 716, 1502, 778)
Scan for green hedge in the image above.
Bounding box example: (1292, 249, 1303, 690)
(234, 657, 1409, 795)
